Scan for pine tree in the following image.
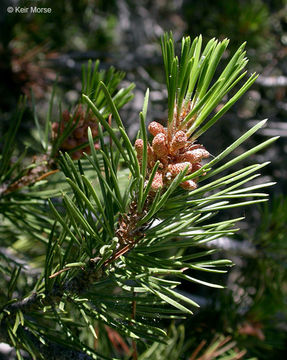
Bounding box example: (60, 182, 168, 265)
(0, 33, 277, 359)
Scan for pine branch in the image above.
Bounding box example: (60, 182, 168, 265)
(0, 32, 277, 359)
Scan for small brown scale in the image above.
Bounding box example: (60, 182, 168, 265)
(116, 199, 152, 245)
(135, 121, 209, 192)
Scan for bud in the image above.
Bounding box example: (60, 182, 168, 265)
(62, 138, 77, 150)
(74, 127, 85, 139)
(168, 162, 192, 176)
(180, 179, 197, 190)
(148, 121, 165, 136)
(170, 131, 187, 154)
(152, 133, 168, 158)
(151, 171, 163, 191)
(52, 106, 99, 160)
(62, 109, 70, 123)
(135, 139, 144, 161)
(180, 148, 209, 163)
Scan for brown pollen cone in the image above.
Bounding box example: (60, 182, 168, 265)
(52, 104, 99, 160)
(135, 139, 144, 163)
(170, 130, 187, 154)
(134, 119, 209, 194)
(152, 133, 169, 159)
(151, 171, 163, 192)
(148, 121, 166, 136)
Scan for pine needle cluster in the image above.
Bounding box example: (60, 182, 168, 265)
(0, 33, 277, 359)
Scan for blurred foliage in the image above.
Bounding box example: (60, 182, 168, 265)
(1, 0, 117, 51)
(183, 0, 271, 50)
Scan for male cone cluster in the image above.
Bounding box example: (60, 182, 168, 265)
(52, 105, 99, 160)
(135, 121, 209, 192)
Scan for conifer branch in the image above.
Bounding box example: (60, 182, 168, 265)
(0, 32, 277, 359)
